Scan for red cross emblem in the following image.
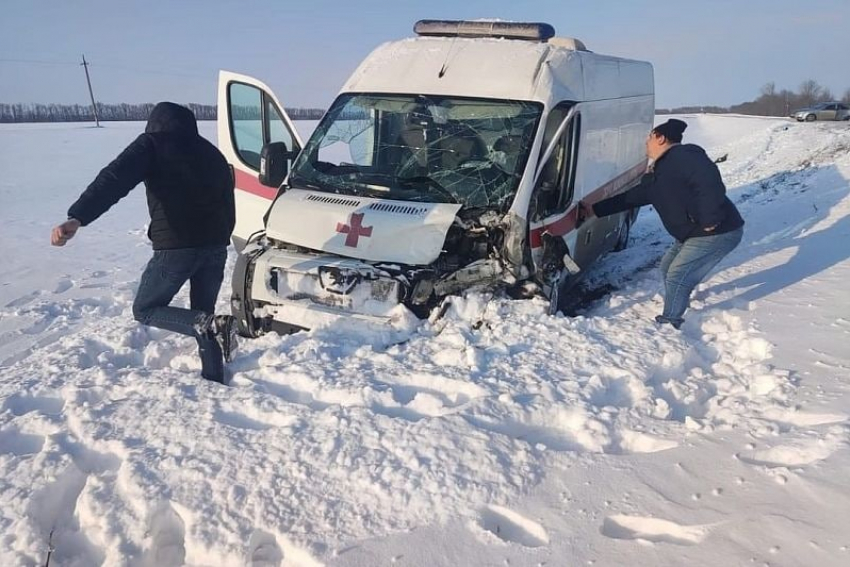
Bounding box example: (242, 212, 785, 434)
(336, 213, 373, 247)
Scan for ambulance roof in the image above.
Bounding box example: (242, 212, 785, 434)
(340, 35, 653, 106)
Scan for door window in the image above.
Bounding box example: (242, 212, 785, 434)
(228, 82, 300, 171)
(229, 83, 264, 169)
(533, 104, 581, 217)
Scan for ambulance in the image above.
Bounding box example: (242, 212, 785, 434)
(217, 20, 654, 336)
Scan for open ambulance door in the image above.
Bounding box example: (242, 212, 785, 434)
(217, 71, 304, 250)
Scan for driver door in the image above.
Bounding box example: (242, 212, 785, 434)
(217, 71, 304, 249)
(528, 104, 588, 283)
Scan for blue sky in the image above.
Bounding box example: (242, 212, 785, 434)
(2, 0, 848, 109)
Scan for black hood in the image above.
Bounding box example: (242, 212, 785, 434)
(145, 102, 199, 136)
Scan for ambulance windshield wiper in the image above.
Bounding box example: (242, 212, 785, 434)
(397, 175, 459, 204)
(288, 174, 320, 191)
(289, 173, 352, 196)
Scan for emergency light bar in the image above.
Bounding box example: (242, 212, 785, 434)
(414, 20, 556, 42)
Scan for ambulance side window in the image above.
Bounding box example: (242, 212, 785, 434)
(559, 114, 580, 211)
(228, 82, 298, 171)
(229, 83, 264, 169)
(535, 104, 580, 216)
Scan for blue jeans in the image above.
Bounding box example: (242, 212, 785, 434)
(659, 227, 743, 325)
(132, 245, 227, 382)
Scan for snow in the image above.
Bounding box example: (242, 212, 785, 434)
(1, 115, 850, 566)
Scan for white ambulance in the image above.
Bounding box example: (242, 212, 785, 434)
(217, 20, 654, 336)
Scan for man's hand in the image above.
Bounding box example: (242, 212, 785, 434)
(51, 219, 81, 247)
(703, 224, 718, 233)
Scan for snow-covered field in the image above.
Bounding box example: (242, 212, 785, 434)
(1, 115, 849, 566)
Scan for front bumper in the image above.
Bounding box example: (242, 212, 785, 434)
(232, 245, 407, 335)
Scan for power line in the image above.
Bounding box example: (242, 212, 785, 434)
(91, 62, 211, 80)
(0, 57, 215, 79)
(0, 57, 79, 66)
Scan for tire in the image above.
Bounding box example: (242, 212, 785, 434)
(805, 114, 816, 122)
(231, 248, 265, 338)
(613, 213, 632, 252)
(237, 314, 262, 339)
(547, 269, 566, 316)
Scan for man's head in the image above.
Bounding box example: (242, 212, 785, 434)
(145, 102, 198, 136)
(646, 118, 687, 160)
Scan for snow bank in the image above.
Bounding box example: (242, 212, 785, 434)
(1, 116, 849, 566)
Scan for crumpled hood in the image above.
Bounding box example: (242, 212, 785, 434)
(265, 189, 462, 265)
(145, 102, 199, 136)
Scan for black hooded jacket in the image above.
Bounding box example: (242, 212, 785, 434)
(68, 102, 235, 250)
(593, 144, 744, 242)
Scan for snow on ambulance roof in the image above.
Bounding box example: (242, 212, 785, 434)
(341, 35, 653, 106)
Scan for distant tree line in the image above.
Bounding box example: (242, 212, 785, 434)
(0, 102, 325, 123)
(658, 80, 850, 116)
(6, 79, 848, 122)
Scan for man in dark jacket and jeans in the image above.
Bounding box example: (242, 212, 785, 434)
(50, 102, 238, 382)
(581, 119, 744, 329)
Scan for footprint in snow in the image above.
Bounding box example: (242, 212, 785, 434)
(52, 279, 74, 294)
(4, 290, 42, 309)
(2, 393, 65, 416)
(213, 408, 272, 431)
(616, 429, 679, 454)
(248, 530, 284, 566)
(476, 505, 549, 548)
(26, 463, 104, 565)
(601, 514, 713, 546)
(143, 502, 186, 567)
(737, 437, 841, 468)
(0, 427, 45, 456)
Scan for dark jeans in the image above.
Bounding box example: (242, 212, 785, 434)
(659, 227, 743, 325)
(132, 245, 227, 382)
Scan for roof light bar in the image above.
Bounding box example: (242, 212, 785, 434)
(414, 20, 556, 42)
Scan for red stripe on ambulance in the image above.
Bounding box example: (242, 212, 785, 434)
(528, 162, 646, 248)
(234, 169, 278, 200)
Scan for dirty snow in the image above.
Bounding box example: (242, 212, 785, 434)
(1, 115, 849, 566)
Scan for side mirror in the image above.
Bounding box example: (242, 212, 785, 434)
(259, 142, 289, 188)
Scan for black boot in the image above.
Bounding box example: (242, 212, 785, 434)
(654, 315, 683, 330)
(212, 315, 239, 363)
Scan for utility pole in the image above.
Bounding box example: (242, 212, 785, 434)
(81, 54, 101, 127)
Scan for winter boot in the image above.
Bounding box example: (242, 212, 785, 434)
(212, 315, 239, 363)
(655, 315, 683, 330)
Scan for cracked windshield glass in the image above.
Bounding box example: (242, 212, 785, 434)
(290, 94, 542, 209)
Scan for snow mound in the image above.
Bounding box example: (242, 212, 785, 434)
(2, 117, 849, 565)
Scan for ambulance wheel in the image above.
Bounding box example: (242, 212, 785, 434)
(236, 317, 262, 339)
(614, 214, 631, 252)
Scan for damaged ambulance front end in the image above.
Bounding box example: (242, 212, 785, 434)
(231, 93, 543, 336)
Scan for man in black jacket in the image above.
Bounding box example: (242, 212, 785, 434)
(50, 102, 237, 382)
(581, 119, 744, 329)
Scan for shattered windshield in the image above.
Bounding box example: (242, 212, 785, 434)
(289, 94, 542, 209)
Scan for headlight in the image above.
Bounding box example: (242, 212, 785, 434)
(318, 266, 361, 295)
